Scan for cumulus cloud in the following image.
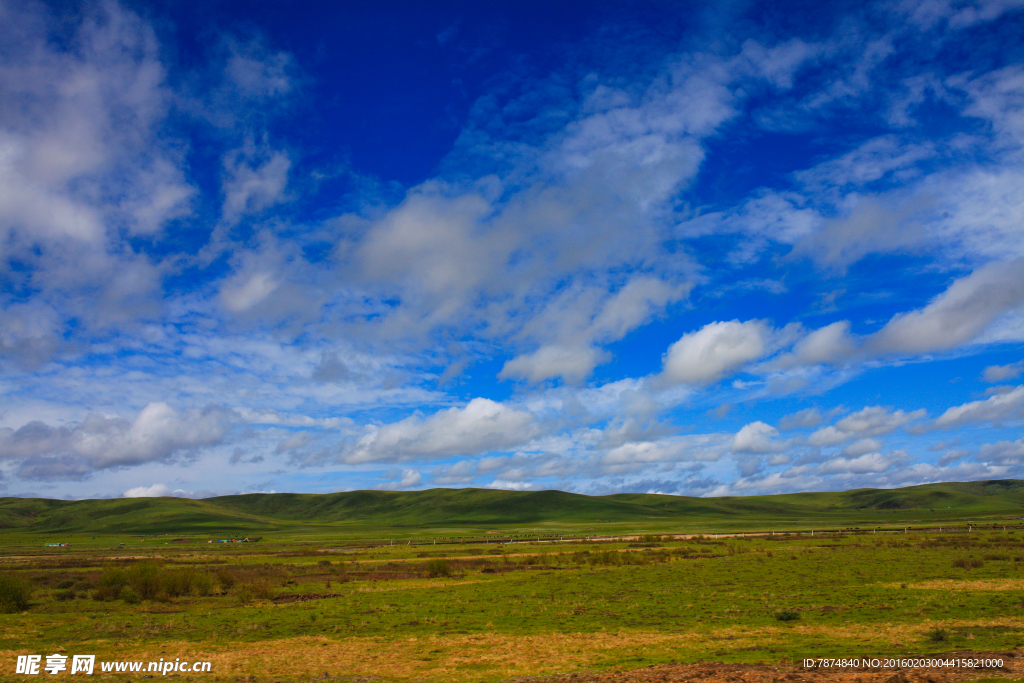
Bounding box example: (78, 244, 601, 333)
(819, 450, 908, 475)
(932, 385, 1024, 429)
(732, 421, 787, 453)
(662, 320, 772, 385)
(868, 259, 1024, 354)
(601, 434, 730, 473)
(124, 483, 175, 497)
(375, 468, 423, 490)
(976, 438, 1024, 465)
(807, 406, 926, 446)
(341, 398, 538, 464)
(983, 362, 1024, 383)
(501, 278, 692, 382)
(499, 345, 611, 384)
(784, 321, 859, 366)
(841, 438, 882, 457)
(778, 407, 845, 431)
(0, 403, 233, 480)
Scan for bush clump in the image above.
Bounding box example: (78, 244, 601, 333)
(215, 568, 237, 589)
(235, 580, 275, 604)
(92, 568, 129, 601)
(426, 559, 452, 578)
(952, 558, 984, 569)
(162, 567, 213, 597)
(927, 628, 949, 642)
(775, 610, 800, 621)
(0, 573, 32, 613)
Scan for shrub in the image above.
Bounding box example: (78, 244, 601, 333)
(317, 560, 332, 568)
(120, 587, 141, 604)
(775, 610, 800, 621)
(126, 562, 163, 600)
(0, 574, 31, 613)
(96, 568, 128, 598)
(162, 567, 212, 597)
(927, 628, 949, 642)
(236, 580, 275, 602)
(215, 568, 237, 589)
(191, 571, 214, 596)
(426, 559, 452, 578)
(952, 558, 984, 569)
(54, 590, 76, 601)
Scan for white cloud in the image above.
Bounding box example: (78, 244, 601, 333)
(841, 438, 882, 457)
(501, 278, 692, 383)
(732, 421, 786, 453)
(807, 406, 926, 446)
(778, 406, 847, 431)
(601, 434, 730, 472)
(788, 321, 858, 366)
(983, 362, 1024, 382)
(868, 259, 1024, 354)
(275, 432, 312, 454)
(341, 398, 539, 464)
(221, 271, 280, 313)
(662, 320, 771, 385)
(976, 438, 1024, 465)
(432, 460, 477, 485)
(374, 468, 423, 490)
(220, 147, 290, 225)
(486, 480, 536, 491)
(933, 385, 1024, 428)
(224, 39, 294, 99)
(938, 448, 972, 466)
(819, 450, 907, 475)
(603, 440, 685, 465)
(0, 1, 194, 350)
(500, 345, 611, 384)
(124, 483, 175, 498)
(0, 402, 234, 479)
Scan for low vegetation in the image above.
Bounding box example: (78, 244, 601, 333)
(2, 527, 1024, 681)
(2, 480, 1024, 681)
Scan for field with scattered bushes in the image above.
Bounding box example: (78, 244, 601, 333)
(3, 528, 1024, 681)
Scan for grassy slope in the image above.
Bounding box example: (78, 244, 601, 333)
(1, 479, 1023, 536)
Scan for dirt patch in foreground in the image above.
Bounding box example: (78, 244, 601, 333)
(508, 651, 1020, 683)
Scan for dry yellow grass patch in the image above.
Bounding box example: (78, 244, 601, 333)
(788, 617, 1024, 641)
(0, 631, 773, 682)
(3, 619, 1022, 682)
(352, 579, 485, 592)
(895, 580, 1024, 591)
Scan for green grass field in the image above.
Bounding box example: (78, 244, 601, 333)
(2, 478, 1024, 543)
(2, 480, 1024, 681)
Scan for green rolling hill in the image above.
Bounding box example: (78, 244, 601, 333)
(2, 479, 1023, 539)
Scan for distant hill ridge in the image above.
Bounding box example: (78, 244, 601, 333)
(2, 479, 1023, 536)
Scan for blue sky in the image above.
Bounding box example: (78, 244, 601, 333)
(2, 0, 1024, 500)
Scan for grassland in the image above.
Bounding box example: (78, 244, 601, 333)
(2, 481, 1024, 682)
(2, 478, 1024, 543)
